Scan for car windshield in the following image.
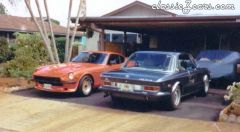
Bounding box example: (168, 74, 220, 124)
(196, 50, 234, 62)
(71, 52, 107, 64)
(123, 52, 173, 71)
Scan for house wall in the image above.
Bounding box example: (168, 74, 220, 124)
(85, 31, 99, 51)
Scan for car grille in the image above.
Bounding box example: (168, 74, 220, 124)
(34, 76, 63, 86)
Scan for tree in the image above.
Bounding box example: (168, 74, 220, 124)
(8, 0, 86, 63)
(49, 19, 60, 25)
(0, 37, 9, 62)
(0, 3, 8, 14)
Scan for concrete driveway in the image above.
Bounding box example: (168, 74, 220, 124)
(0, 92, 239, 132)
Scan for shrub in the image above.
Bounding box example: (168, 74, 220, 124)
(55, 37, 80, 62)
(0, 37, 9, 63)
(3, 33, 48, 78)
(56, 37, 66, 62)
(14, 32, 48, 64)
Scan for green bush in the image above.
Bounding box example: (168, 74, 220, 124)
(14, 32, 48, 64)
(56, 37, 66, 63)
(3, 33, 48, 78)
(55, 37, 82, 62)
(0, 37, 9, 63)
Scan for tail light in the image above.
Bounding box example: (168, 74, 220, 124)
(103, 81, 111, 86)
(144, 86, 160, 92)
(102, 77, 110, 86)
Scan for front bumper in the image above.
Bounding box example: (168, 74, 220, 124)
(34, 81, 78, 93)
(100, 86, 170, 102)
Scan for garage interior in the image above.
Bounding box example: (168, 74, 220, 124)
(74, 16, 240, 57)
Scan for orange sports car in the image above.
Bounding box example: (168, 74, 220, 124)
(33, 51, 126, 96)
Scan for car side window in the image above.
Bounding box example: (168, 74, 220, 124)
(178, 54, 196, 71)
(108, 54, 121, 65)
(118, 56, 125, 64)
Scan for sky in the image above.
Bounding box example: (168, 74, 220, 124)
(1, 0, 240, 26)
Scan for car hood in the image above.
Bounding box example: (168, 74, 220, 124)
(102, 68, 170, 82)
(197, 61, 234, 79)
(34, 63, 101, 77)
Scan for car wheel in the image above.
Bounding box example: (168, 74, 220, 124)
(77, 75, 93, 97)
(198, 75, 209, 97)
(167, 86, 181, 110)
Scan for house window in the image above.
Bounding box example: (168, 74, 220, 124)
(112, 34, 124, 43)
(127, 34, 137, 44)
(105, 33, 111, 42)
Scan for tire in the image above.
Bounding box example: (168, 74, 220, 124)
(77, 75, 93, 97)
(198, 75, 209, 97)
(167, 86, 181, 110)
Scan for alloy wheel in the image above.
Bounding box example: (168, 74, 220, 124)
(81, 77, 93, 96)
(172, 88, 181, 107)
(204, 76, 210, 93)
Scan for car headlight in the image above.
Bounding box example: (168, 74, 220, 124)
(68, 72, 75, 80)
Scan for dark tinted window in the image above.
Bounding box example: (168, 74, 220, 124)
(124, 52, 173, 71)
(178, 54, 196, 70)
(72, 52, 107, 64)
(108, 54, 125, 65)
(119, 56, 125, 63)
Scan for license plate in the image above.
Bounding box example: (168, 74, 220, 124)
(118, 83, 133, 92)
(43, 84, 52, 90)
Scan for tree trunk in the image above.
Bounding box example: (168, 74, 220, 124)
(64, 0, 73, 62)
(67, 0, 85, 62)
(35, 0, 48, 40)
(24, 0, 56, 63)
(44, 0, 60, 63)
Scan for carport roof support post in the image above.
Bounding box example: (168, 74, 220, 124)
(99, 29, 105, 51)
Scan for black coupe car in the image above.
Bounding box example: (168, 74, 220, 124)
(100, 51, 210, 110)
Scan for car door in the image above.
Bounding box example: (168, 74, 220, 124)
(178, 54, 198, 94)
(185, 54, 202, 93)
(189, 54, 205, 90)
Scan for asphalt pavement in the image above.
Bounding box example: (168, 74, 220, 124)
(14, 88, 225, 121)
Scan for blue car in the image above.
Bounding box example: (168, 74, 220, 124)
(196, 50, 240, 86)
(100, 51, 210, 110)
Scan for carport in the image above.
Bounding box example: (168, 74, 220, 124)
(72, 15, 240, 56)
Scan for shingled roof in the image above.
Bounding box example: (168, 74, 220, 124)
(0, 15, 82, 36)
(102, 1, 176, 17)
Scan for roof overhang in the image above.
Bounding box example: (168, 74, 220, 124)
(72, 16, 240, 34)
(0, 28, 83, 37)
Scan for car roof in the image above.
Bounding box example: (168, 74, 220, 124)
(81, 50, 124, 56)
(135, 51, 182, 56)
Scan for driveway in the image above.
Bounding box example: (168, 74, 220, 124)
(0, 92, 239, 132)
(14, 88, 225, 121)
